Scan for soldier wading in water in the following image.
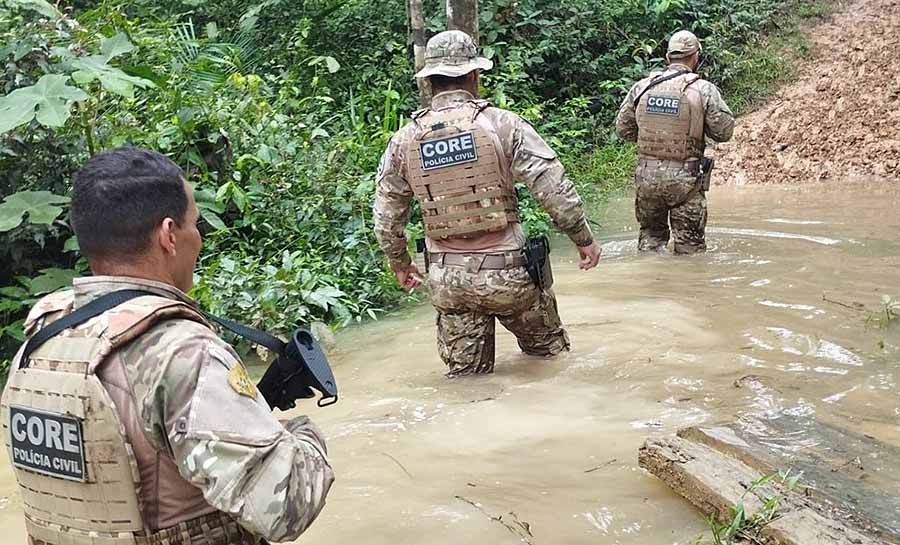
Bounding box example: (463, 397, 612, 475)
(616, 30, 735, 254)
(373, 30, 602, 377)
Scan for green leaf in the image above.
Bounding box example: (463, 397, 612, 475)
(29, 268, 78, 296)
(100, 33, 136, 62)
(195, 188, 226, 214)
(305, 286, 345, 310)
(0, 286, 28, 299)
(231, 185, 248, 212)
(63, 236, 79, 252)
(9, 0, 60, 18)
(0, 190, 70, 231)
(2, 319, 26, 342)
(200, 209, 227, 231)
(71, 56, 155, 98)
(0, 74, 89, 133)
(50, 46, 74, 59)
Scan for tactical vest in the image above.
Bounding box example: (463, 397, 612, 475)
(635, 72, 705, 161)
(406, 101, 518, 239)
(1, 292, 261, 545)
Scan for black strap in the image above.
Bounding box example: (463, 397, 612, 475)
(201, 313, 286, 354)
(632, 69, 689, 109)
(19, 289, 288, 369)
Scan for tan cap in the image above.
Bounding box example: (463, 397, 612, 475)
(667, 30, 701, 59)
(415, 30, 493, 79)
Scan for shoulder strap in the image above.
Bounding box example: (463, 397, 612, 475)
(202, 313, 286, 354)
(632, 69, 690, 109)
(19, 289, 154, 369)
(19, 289, 288, 370)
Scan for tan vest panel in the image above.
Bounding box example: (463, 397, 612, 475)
(636, 73, 705, 161)
(406, 102, 518, 239)
(2, 295, 238, 545)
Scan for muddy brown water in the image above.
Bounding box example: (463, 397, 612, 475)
(1, 182, 898, 544)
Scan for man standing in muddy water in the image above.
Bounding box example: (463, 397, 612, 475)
(373, 30, 602, 377)
(1, 148, 333, 544)
(616, 30, 735, 254)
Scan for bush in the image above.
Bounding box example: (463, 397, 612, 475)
(0, 0, 822, 364)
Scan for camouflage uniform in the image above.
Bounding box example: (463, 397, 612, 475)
(615, 31, 735, 254)
(10, 276, 334, 543)
(373, 31, 593, 376)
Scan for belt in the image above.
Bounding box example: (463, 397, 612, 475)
(638, 157, 700, 175)
(135, 511, 266, 545)
(428, 251, 526, 270)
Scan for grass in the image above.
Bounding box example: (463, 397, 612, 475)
(696, 469, 804, 545)
(568, 0, 836, 217)
(723, 0, 835, 115)
(867, 295, 900, 330)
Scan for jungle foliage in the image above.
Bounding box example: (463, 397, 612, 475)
(0, 0, 825, 366)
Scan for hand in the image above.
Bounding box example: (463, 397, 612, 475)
(396, 264, 424, 291)
(577, 241, 602, 270)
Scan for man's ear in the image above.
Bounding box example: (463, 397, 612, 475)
(158, 217, 178, 256)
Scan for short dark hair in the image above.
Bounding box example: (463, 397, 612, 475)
(71, 147, 187, 260)
(429, 73, 470, 91)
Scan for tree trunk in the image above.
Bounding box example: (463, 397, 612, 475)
(446, 0, 479, 44)
(409, 0, 431, 107)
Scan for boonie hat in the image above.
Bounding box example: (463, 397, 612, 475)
(415, 30, 493, 79)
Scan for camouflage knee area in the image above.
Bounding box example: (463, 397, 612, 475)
(500, 289, 570, 356)
(634, 182, 669, 251)
(435, 311, 495, 376)
(670, 191, 707, 254)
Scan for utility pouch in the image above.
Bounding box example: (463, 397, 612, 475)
(699, 156, 715, 192)
(416, 238, 429, 273)
(523, 236, 553, 291)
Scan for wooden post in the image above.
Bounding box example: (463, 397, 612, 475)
(409, 0, 431, 107)
(446, 0, 479, 44)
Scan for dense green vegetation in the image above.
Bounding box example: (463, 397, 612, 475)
(0, 0, 826, 368)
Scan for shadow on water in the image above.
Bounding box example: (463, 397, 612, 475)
(0, 182, 898, 543)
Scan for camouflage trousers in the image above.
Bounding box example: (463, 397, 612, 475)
(427, 260, 570, 376)
(634, 159, 707, 254)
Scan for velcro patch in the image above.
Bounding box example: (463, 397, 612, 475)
(646, 95, 681, 116)
(9, 406, 87, 481)
(419, 132, 478, 171)
(228, 364, 258, 400)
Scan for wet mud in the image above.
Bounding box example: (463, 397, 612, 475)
(714, 0, 900, 184)
(4, 182, 893, 544)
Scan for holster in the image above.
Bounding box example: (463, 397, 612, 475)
(522, 236, 553, 291)
(699, 156, 715, 192)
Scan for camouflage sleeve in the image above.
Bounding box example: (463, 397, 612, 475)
(615, 82, 641, 142)
(143, 324, 334, 542)
(508, 114, 593, 247)
(372, 133, 415, 272)
(700, 81, 735, 142)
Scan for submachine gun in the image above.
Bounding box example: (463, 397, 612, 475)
(19, 290, 338, 411)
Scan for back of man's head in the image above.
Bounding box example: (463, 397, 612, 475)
(71, 147, 187, 262)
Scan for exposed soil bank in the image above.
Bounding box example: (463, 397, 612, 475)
(714, 0, 900, 184)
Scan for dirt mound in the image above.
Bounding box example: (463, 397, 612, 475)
(713, 0, 900, 184)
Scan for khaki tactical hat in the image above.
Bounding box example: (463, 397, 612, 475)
(415, 30, 493, 79)
(667, 30, 702, 59)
